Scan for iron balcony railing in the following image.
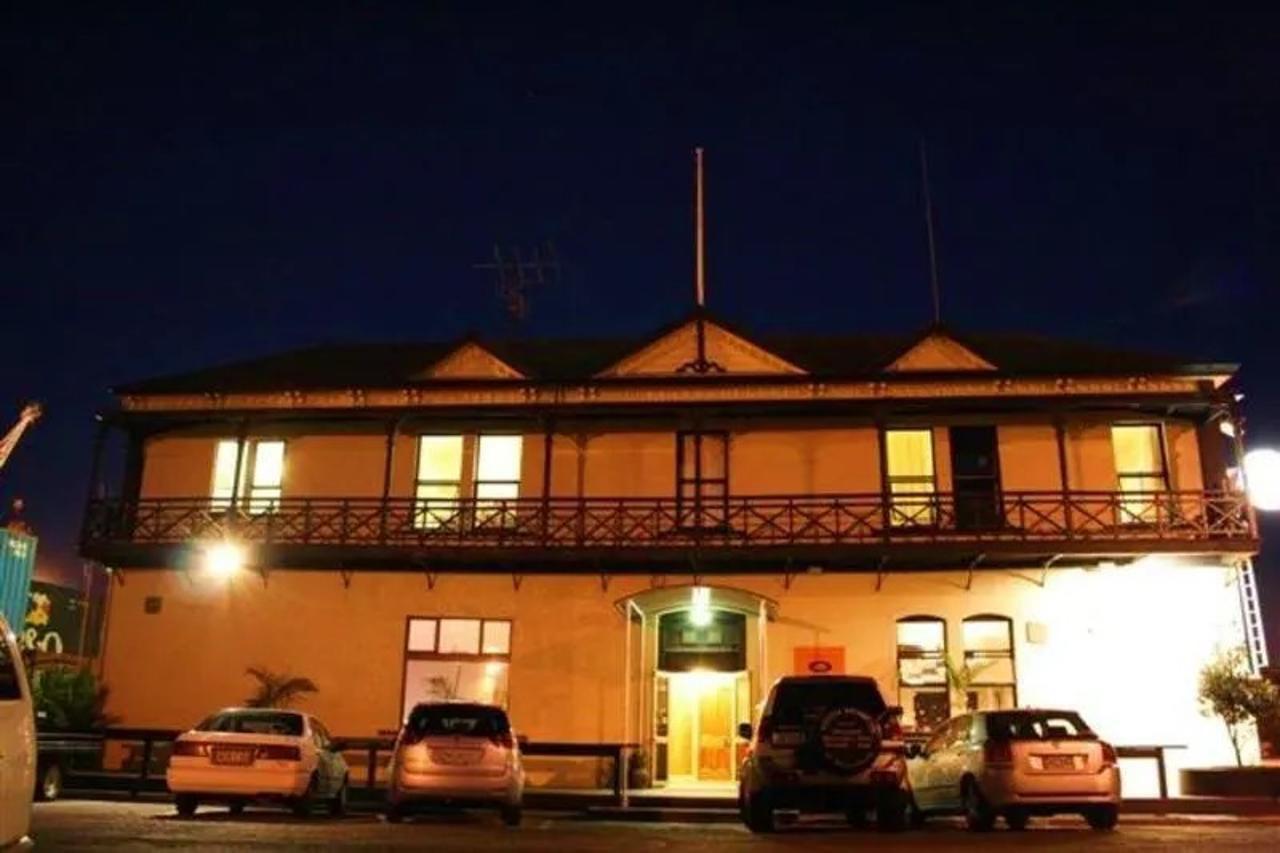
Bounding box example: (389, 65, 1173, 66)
(82, 490, 1254, 552)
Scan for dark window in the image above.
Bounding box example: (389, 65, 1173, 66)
(768, 679, 887, 726)
(986, 711, 1095, 741)
(197, 710, 305, 736)
(962, 616, 1017, 711)
(951, 426, 1002, 530)
(896, 616, 949, 732)
(658, 610, 746, 672)
(406, 703, 510, 737)
(0, 636, 22, 700)
(676, 431, 728, 528)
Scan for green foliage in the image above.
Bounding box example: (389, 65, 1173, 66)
(32, 666, 117, 731)
(943, 655, 994, 710)
(244, 666, 318, 709)
(1198, 647, 1280, 767)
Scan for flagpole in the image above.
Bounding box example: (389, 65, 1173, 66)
(695, 146, 705, 309)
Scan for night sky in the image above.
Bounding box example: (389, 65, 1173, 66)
(4, 4, 1279, 645)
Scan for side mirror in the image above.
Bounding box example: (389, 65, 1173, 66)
(737, 722, 753, 741)
(906, 742, 925, 759)
(517, 734, 530, 749)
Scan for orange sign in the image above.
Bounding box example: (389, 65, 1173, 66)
(794, 646, 845, 675)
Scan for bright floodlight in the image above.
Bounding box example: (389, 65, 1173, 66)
(689, 586, 713, 627)
(205, 541, 245, 578)
(1245, 448, 1280, 511)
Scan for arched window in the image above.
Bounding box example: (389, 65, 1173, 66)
(896, 616, 949, 732)
(961, 615, 1017, 711)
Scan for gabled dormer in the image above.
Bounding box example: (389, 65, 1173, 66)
(416, 341, 526, 380)
(595, 314, 806, 378)
(884, 328, 997, 373)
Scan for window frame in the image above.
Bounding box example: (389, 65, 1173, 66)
(400, 615, 515, 716)
(210, 438, 286, 514)
(413, 434, 465, 530)
(961, 614, 1017, 711)
(895, 615, 950, 732)
(472, 434, 524, 529)
(882, 427, 938, 527)
(1111, 422, 1171, 525)
(675, 430, 730, 530)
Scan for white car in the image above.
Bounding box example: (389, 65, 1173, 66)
(167, 708, 349, 817)
(0, 615, 35, 848)
(907, 709, 1121, 831)
(387, 702, 526, 826)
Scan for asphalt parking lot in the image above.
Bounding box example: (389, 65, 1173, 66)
(27, 800, 1280, 851)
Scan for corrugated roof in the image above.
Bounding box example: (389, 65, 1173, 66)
(113, 321, 1231, 395)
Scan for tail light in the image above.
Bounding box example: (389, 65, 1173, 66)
(491, 731, 514, 749)
(172, 741, 209, 757)
(984, 739, 1014, 766)
(1100, 742, 1117, 767)
(255, 744, 301, 761)
(401, 728, 424, 746)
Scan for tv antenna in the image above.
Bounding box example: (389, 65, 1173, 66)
(474, 242, 561, 323)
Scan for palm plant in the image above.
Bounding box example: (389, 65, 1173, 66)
(944, 655, 994, 712)
(32, 666, 118, 730)
(243, 666, 318, 708)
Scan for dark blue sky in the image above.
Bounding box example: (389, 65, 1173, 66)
(4, 2, 1279, 640)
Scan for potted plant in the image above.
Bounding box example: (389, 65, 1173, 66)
(627, 747, 650, 790)
(244, 666, 318, 708)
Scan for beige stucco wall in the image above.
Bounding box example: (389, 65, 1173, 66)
(135, 418, 1207, 502)
(100, 557, 1248, 796)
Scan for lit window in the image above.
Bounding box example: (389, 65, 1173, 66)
(961, 616, 1017, 711)
(474, 435, 522, 528)
(402, 617, 513, 718)
(1112, 424, 1168, 524)
(896, 617, 949, 732)
(210, 439, 285, 513)
(885, 429, 936, 526)
(415, 436, 463, 529)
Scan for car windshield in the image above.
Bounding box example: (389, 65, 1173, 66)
(197, 711, 304, 736)
(986, 711, 1095, 740)
(770, 679, 886, 725)
(407, 704, 510, 738)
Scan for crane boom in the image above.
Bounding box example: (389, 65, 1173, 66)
(0, 403, 41, 472)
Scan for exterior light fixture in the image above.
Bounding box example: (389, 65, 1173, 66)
(1244, 448, 1280, 511)
(204, 541, 245, 578)
(689, 586, 713, 627)
(1219, 420, 1237, 438)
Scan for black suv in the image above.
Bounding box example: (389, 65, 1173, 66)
(737, 675, 909, 833)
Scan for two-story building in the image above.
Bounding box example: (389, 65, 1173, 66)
(80, 312, 1263, 795)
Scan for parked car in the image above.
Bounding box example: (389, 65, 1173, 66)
(737, 675, 910, 833)
(33, 726, 100, 801)
(386, 701, 526, 826)
(906, 709, 1120, 831)
(0, 615, 35, 848)
(166, 707, 349, 818)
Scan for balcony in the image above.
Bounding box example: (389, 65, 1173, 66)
(80, 490, 1257, 573)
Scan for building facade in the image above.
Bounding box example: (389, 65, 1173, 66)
(81, 314, 1263, 795)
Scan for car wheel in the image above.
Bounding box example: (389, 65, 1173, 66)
(962, 780, 996, 832)
(291, 773, 318, 818)
(385, 803, 406, 824)
(875, 790, 909, 832)
(228, 801, 246, 816)
(741, 787, 775, 834)
(329, 779, 348, 817)
(175, 795, 199, 818)
(845, 804, 869, 828)
(1085, 805, 1119, 830)
(36, 762, 63, 802)
(908, 796, 926, 828)
(1005, 809, 1029, 831)
(501, 804, 522, 827)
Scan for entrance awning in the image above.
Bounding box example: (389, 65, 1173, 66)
(614, 583, 778, 620)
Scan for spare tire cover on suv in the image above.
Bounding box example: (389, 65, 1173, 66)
(816, 707, 881, 775)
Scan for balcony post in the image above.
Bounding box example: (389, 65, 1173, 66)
(541, 415, 554, 546)
(1228, 398, 1259, 536)
(227, 418, 249, 526)
(1054, 417, 1073, 536)
(379, 417, 398, 544)
(875, 416, 891, 537)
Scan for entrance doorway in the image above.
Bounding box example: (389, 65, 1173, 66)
(658, 671, 748, 785)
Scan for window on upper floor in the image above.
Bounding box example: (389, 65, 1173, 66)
(415, 435, 464, 529)
(211, 439, 285, 513)
(896, 616, 949, 732)
(885, 429, 936, 526)
(474, 434, 523, 528)
(961, 615, 1017, 712)
(1111, 424, 1168, 524)
(677, 431, 729, 529)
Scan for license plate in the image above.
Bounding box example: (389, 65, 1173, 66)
(212, 747, 254, 766)
(431, 749, 480, 766)
(1042, 754, 1076, 770)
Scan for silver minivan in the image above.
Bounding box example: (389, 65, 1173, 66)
(0, 615, 35, 847)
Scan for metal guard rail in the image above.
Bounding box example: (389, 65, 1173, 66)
(82, 490, 1254, 550)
